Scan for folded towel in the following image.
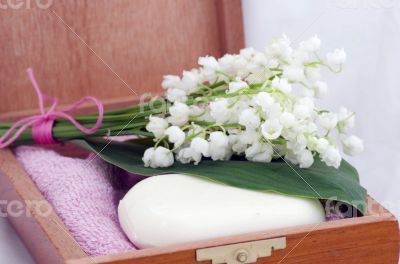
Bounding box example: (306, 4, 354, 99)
(14, 145, 138, 256)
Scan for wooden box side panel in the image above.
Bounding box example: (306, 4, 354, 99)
(0, 149, 86, 264)
(69, 208, 400, 264)
(0, 0, 244, 114)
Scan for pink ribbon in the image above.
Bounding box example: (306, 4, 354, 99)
(0, 68, 104, 148)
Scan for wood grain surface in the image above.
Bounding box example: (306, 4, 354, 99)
(0, 0, 244, 114)
(67, 197, 400, 264)
(215, 0, 244, 54)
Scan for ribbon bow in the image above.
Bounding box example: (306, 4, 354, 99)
(0, 68, 104, 148)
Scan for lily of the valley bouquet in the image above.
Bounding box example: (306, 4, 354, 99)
(0, 35, 367, 214)
(145, 35, 362, 169)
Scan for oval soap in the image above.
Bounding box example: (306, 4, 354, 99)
(118, 174, 325, 249)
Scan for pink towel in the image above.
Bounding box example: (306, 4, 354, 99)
(14, 145, 140, 256)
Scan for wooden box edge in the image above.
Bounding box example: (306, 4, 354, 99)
(0, 146, 399, 264)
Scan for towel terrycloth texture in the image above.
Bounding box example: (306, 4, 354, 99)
(14, 145, 142, 256)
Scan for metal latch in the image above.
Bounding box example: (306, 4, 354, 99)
(196, 237, 286, 264)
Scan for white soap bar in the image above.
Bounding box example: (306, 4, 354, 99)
(118, 174, 325, 249)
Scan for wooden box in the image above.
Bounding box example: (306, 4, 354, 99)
(0, 1, 399, 263)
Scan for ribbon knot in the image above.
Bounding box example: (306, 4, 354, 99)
(0, 68, 104, 148)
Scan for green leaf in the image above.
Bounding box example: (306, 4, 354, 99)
(73, 138, 367, 215)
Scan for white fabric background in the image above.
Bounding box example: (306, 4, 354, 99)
(1, 1, 400, 262)
(243, 0, 400, 217)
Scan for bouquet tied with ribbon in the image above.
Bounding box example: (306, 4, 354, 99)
(0, 35, 368, 214)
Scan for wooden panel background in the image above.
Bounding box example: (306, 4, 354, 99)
(0, 0, 244, 114)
